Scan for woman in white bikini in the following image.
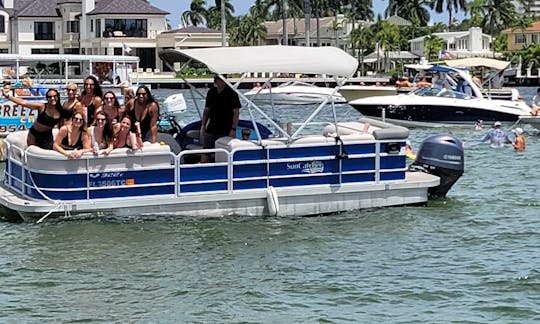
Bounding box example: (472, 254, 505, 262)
(88, 110, 114, 155)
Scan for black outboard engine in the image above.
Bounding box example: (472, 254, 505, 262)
(410, 134, 464, 198)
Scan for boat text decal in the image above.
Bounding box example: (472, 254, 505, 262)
(89, 172, 135, 187)
(286, 161, 324, 174)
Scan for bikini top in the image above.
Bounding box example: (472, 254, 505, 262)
(61, 129, 83, 150)
(36, 109, 61, 128)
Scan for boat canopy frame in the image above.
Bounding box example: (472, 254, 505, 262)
(159, 45, 359, 142)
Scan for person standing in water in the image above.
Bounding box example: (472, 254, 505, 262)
(481, 121, 511, 148)
(512, 127, 526, 151)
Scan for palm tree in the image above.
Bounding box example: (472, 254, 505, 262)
(423, 34, 445, 60)
(375, 21, 400, 72)
(385, 0, 431, 26)
(351, 25, 374, 75)
(511, 15, 533, 48)
(432, 0, 467, 27)
(479, 0, 517, 56)
(181, 0, 207, 27)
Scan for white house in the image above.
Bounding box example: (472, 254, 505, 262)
(0, 0, 224, 73)
(409, 27, 495, 58)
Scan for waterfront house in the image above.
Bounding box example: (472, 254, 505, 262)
(501, 21, 540, 51)
(409, 27, 495, 58)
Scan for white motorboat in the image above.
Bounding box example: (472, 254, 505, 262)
(339, 85, 398, 102)
(516, 115, 540, 130)
(244, 80, 346, 105)
(348, 65, 532, 127)
(0, 45, 465, 223)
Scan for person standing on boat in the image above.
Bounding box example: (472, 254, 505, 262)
(61, 83, 82, 126)
(480, 121, 511, 148)
(530, 88, 540, 116)
(2, 86, 64, 149)
(512, 127, 526, 152)
(129, 85, 159, 143)
(53, 111, 92, 158)
(79, 76, 103, 125)
(200, 75, 241, 163)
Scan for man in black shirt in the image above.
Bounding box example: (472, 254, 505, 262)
(199, 75, 241, 162)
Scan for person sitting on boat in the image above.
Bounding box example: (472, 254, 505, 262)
(61, 83, 82, 127)
(129, 85, 159, 143)
(472, 73, 481, 85)
(2, 86, 65, 149)
(512, 127, 526, 152)
(530, 88, 540, 116)
(113, 115, 142, 150)
(405, 140, 416, 160)
(455, 77, 472, 96)
(200, 75, 241, 163)
(122, 87, 135, 113)
(14, 77, 34, 96)
(79, 75, 103, 125)
(53, 111, 92, 159)
(98, 91, 125, 124)
(480, 121, 511, 148)
(416, 77, 432, 89)
(88, 110, 114, 155)
(397, 77, 412, 88)
(241, 128, 251, 140)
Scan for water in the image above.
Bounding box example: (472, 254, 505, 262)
(1, 87, 540, 322)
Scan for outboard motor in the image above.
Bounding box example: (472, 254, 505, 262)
(410, 134, 464, 198)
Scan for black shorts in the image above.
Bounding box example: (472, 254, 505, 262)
(203, 133, 228, 149)
(29, 127, 54, 150)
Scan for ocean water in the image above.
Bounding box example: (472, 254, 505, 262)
(0, 88, 539, 322)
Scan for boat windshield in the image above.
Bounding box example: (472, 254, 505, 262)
(412, 87, 471, 100)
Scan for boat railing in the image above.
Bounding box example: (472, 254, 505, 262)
(3, 136, 408, 203)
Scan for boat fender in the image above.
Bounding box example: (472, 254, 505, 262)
(266, 186, 279, 216)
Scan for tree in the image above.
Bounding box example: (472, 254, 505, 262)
(351, 25, 374, 75)
(479, 0, 517, 56)
(423, 34, 445, 60)
(432, 0, 467, 27)
(375, 21, 400, 72)
(181, 0, 207, 27)
(511, 15, 533, 47)
(385, 0, 431, 26)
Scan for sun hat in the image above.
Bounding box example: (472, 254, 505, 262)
(512, 127, 523, 135)
(494, 121, 502, 127)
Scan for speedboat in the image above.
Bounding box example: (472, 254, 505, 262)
(0, 45, 464, 222)
(348, 65, 532, 127)
(244, 80, 346, 105)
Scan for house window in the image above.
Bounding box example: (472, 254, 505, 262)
(114, 48, 123, 55)
(532, 34, 538, 44)
(66, 21, 79, 33)
(0, 16, 5, 33)
(34, 22, 55, 40)
(515, 34, 526, 44)
(0, 49, 8, 53)
(90, 20, 93, 32)
(64, 48, 80, 54)
(95, 19, 101, 38)
(104, 19, 147, 37)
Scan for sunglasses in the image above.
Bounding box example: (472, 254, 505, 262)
(136, 92, 147, 96)
(66, 88, 77, 92)
(72, 117, 83, 122)
(84, 83, 95, 86)
(96, 118, 107, 122)
(46, 95, 57, 99)
(105, 97, 115, 100)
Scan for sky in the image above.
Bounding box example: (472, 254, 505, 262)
(151, 0, 461, 29)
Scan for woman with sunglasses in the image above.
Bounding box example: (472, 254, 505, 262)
(97, 91, 125, 124)
(2, 86, 64, 149)
(88, 110, 114, 155)
(61, 83, 82, 126)
(53, 111, 91, 158)
(129, 85, 159, 143)
(79, 75, 103, 125)
(113, 115, 142, 150)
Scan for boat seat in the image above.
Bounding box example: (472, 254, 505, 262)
(24, 142, 172, 172)
(323, 122, 379, 136)
(214, 137, 286, 162)
(289, 135, 330, 146)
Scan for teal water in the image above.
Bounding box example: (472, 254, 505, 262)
(0, 88, 539, 322)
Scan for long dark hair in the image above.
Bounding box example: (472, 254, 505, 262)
(72, 111, 88, 132)
(103, 90, 120, 108)
(81, 75, 103, 98)
(46, 89, 63, 112)
(95, 110, 113, 145)
(136, 85, 156, 104)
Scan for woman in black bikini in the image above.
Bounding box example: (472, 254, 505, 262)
(53, 111, 91, 158)
(113, 115, 142, 150)
(61, 82, 82, 126)
(98, 91, 125, 124)
(2, 86, 65, 149)
(79, 76, 103, 125)
(130, 85, 159, 143)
